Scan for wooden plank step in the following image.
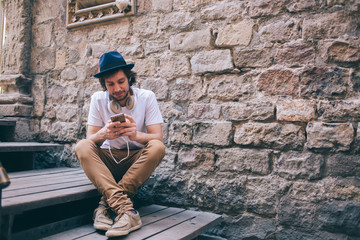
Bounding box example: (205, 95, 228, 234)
(0, 119, 16, 126)
(0, 142, 63, 152)
(44, 205, 222, 240)
(1, 167, 100, 215)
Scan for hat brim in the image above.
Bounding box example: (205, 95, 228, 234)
(93, 63, 134, 78)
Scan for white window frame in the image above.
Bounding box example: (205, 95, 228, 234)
(66, 0, 136, 29)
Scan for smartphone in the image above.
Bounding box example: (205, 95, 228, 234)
(111, 113, 126, 123)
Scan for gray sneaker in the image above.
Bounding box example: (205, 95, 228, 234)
(93, 205, 113, 231)
(105, 210, 142, 237)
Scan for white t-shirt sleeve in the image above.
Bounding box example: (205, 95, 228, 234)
(87, 93, 105, 127)
(145, 91, 163, 126)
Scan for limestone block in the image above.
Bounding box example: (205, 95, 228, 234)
(259, 19, 300, 43)
(155, 147, 176, 171)
(144, 39, 170, 55)
(224, 214, 276, 239)
(158, 102, 183, 119)
(133, 17, 158, 37)
(289, 181, 327, 203)
(30, 48, 56, 73)
(160, 11, 194, 31)
(177, 147, 215, 170)
(303, 11, 357, 40)
(133, 58, 157, 77)
(190, 50, 233, 74)
(32, 0, 63, 24)
(32, 75, 46, 117)
(222, 101, 274, 121)
(306, 122, 354, 151)
(326, 178, 360, 201)
(319, 41, 360, 64)
(0, 104, 32, 117)
(170, 29, 211, 51)
(215, 21, 254, 47)
(278, 199, 318, 229)
(159, 55, 190, 78)
(248, 0, 288, 18)
(55, 50, 66, 69)
(234, 47, 274, 68)
(318, 100, 360, 122)
(169, 121, 193, 144)
(206, 73, 256, 101)
(317, 201, 360, 237)
(215, 148, 272, 175)
(51, 121, 78, 142)
(32, 24, 52, 48)
(286, 0, 318, 12)
(193, 121, 232, 146)
(153, 0, 173, 12)
(188, 173, 217, 209)
(234, 122, 305, 150)
(173, 0, 217, 12)
(217, 176, 247, 213)
(299, 67, 350, 99)
(140, 78, 168, 100)
(275, 40, 315, 67)
(56, 106, 78, 122)
(247, 176, 290, 215)
(61, 67, 77, 81)
(277, 99, 316, 122)
(91, 44, 111, 58)
(275, 151, 325, 180)
(327, 154, 360, 178)
(257, 68, 300, 96)
(188, 103, 221, 119)
(117, 44, 145, 59)
(201, 1, 244, 21)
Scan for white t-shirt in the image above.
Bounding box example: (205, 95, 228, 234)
(87, 88, 163, 150)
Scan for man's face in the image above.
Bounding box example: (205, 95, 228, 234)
(104, 70, 130, 101)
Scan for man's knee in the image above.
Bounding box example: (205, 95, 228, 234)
(146, 140, 166, 164)
(75, 139, 94, 161)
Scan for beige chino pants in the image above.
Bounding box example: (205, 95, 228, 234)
(75, 139, 165, 215)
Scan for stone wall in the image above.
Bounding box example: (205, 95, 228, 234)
(2, 0, 360, 239)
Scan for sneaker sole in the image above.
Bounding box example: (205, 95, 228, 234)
(105, 223, 142, 238)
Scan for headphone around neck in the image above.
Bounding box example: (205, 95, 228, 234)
(108, 90, 135, 114)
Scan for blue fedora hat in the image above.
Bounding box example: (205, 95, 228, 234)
(93, 51, 134, 78)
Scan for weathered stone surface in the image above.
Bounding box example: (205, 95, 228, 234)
(279, 199, 318, 229)
(140, 78, 168, 100)
(32, 24, 52, 48)
(170, 28, 211, 52)
(257, 68, 299, 96)
(153, 0, 173, 12)
(133, 16, 158, 37)
(277, 99, 316, 122)
(317, 201, 360, 237)
(169, 121, 193, 145)
(201, 1, 244, 21)
(178, 147, 215, 170)
(234, 47, 274, 68)
(190, 50, 233, 74)
(247, 176, 290, 215)
(234, 122, 305, 150)
(32, 75, 45, 117)
(188, 173, 217, 209)
(299, 67, 350, 99)
(259, 19, 301, 43)
(275, 151, 325, 180)
(133, 58, 157, 77)
(193, 121, 232, 146)
(60, 67, 77, 81)
(215, 148, 272, 175)
(30, 48, 56, 73)
(303, 11, 359, 40)
(215, 21, 254, 47)
(160, 11, 195, 31)
(222, 214, 277, 240)
(289, 181, 327, 203)
(50, 121, 78, 142)
(173, 0, 216, 12)
(188, 103, 221, 119)
(286, 0, 319, 12)
(306, 122, 354, 151)
(275, 40, 315, 66)
(326, 178, 360, 201)
(159, 55, 190, 78)
(207, 73, 256, 101)
(0, 104, 33, 117)
(318, 100, 360, 122)
(327, 154, 360, 178)
(217, 176, 246, 213)
(117, 44, 145, 59)
(319, 41, 360, 64)
(276, 228, 348, 240)
(248, 0, 288, 18)
(222, 101, 274, 121)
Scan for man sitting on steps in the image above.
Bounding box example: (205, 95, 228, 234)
(75, 51, 165, 238)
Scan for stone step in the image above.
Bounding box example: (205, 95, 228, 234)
(0, 142, 63, 152)
(0, 119, 16, 126)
